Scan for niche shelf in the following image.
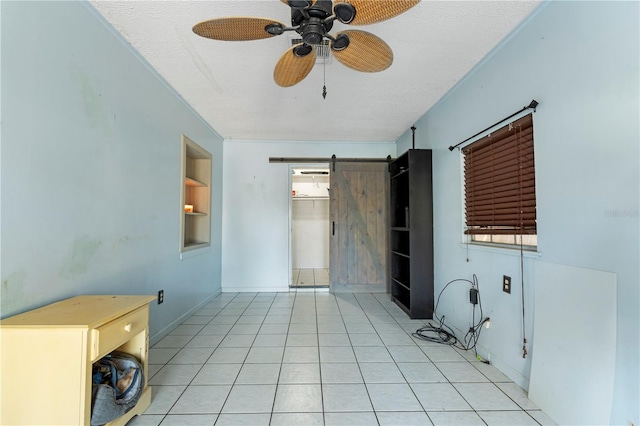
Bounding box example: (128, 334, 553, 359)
(180, 135, 212, 252)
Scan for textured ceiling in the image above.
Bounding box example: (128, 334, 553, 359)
(90, 0, 541, 142)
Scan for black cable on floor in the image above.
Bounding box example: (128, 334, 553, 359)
(412, 274, 490, 363)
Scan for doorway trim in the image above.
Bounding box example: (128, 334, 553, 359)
(276, 156, 393, 290)
(289, 163, 331, 289)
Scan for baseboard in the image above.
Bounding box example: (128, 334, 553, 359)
(332, 287, 387, 293)
(221, 286, 290, 293)
(149, 289, 221, 346)
(485, 351, 530, 390)
(446, 322, 530, 390)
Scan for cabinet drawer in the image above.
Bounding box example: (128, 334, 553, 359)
(91, 307, 148, 361)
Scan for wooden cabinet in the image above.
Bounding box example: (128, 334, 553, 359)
(0, 295, 155, 425)
(180, 135, 212, 252)
(389, 149, 434, 319)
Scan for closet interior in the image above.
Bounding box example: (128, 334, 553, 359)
(291, 167, 330, 288)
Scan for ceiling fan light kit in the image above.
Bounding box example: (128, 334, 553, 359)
(287, 0, 317, 9)
(265, 22, 286, 36)
(192, 0, 420, 89)
(293, 44, 314, 57)
(333, 3, 356, 24)
(331, 33, 350, 51)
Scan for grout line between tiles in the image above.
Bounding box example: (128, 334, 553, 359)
(341, 293, 381, 425)
(149, 293, 238, 423)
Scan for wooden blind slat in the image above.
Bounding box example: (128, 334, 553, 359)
(467, 203, 537, 215)
(465, 228, 537, 235)
(466, 172, 535, 191)
(466, 148, 535, 173)
(466, 209, 537, 220)
(465, 170, 536, 193)
(464, 184, 536, 202)
(464, 131, 534, 166)
(466, 213, 537, 222)
(467, 192, 537, 206)
(464, 127, 533, 158)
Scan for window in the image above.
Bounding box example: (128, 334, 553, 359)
(462, 114, 537, 248)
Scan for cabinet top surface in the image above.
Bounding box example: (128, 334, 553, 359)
(0, 295, 155, 328)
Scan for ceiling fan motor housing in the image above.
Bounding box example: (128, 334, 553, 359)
(299, 19, 329, 45)
(292, 0, 334, 45)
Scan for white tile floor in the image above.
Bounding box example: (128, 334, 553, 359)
(292, 269, 329, 288)
(128, 291, 556, 426)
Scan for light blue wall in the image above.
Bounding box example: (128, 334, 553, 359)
(399, 1, 639, 423)
(0, 1, 224, 341)
(222, 140, 395, 292)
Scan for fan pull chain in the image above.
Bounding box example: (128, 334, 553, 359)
(322, 56, 327, 99)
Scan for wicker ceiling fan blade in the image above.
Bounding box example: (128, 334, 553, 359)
(193, 17, 285, 41)
(274, 45, 317, 87)
(332, 30, 393, 73)
(335, 0, 420, 25)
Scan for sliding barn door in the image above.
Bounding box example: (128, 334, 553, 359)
(330, 162, 389, 293)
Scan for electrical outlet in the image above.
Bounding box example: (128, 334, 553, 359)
(158, 290, 164, 304)
(503, 275, 511, 294)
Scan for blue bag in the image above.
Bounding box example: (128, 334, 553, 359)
(90, 351, 144, 425)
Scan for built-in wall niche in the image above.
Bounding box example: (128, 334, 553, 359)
(180, 135, 212, 253)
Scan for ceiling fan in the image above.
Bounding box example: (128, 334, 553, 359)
(192, 0, 420, 88)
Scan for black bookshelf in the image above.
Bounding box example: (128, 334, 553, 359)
(389, 149, 434, 319)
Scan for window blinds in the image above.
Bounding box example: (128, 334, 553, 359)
(463, 113, 536, 235)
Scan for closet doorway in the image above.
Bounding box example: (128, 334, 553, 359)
(290, 165, 330, 288)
